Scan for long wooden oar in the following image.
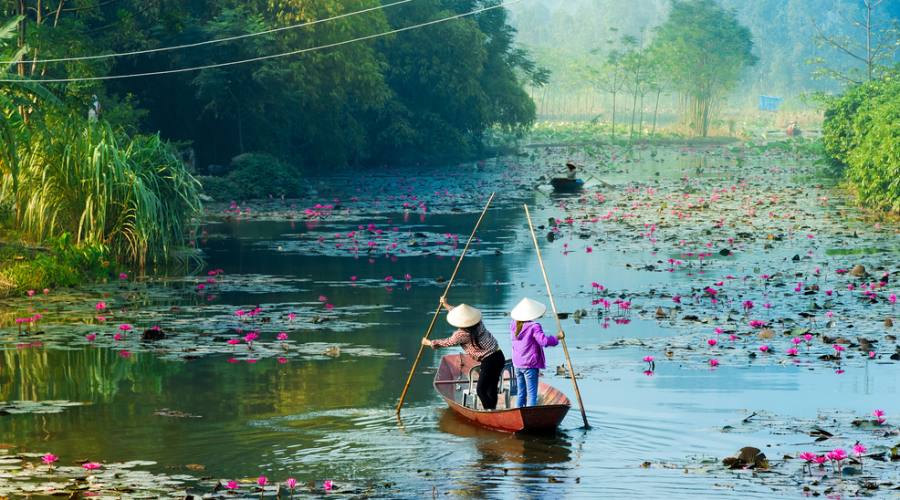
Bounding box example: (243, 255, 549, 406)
(523, 203, 590, 428)
(395, 192, 496, 416)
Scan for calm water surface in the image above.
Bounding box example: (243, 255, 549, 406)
(2, 148, 899, 499)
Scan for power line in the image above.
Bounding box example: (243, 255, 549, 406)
(0, 0, 523, 84)
(0, 0, 415, 65)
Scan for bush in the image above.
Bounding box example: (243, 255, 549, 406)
(822, 70, 900, 213)
(200, 153, 304, 201)
(0, 235, 111, 296)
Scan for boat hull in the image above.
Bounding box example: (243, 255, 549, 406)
(433, 354, 570, 433)
(550, 178, 584, 192)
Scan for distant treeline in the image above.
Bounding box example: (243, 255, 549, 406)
(1, 1, 543, 169)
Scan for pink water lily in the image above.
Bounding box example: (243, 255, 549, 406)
(42, 453, 58, 466)
(708, 358, 719, 367)
(86, 333, 97, 342)
(758, 345, 770, 353)
(226, 480, 238, 490)
(277, 332, 288, 341)
(118, 324, 132, 332)
(287, 312, 297, 321)
(853, 443, 866, 456)
(323, 480, 334, 491)
(257, 475, 268, 487)
(286, 478, 297, 489)
(82, 462, 102, 471)
(95, 301, 107, 311)
(786, 347, 799, 356)
(707, 338, 717, 347)
(119, 272, 128, 280)
(798, 451, 816, 463)
(873, 409, 886, 424)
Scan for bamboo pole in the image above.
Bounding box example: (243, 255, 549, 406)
(395, 192, 495, 416)
(523, 203, 590, 428)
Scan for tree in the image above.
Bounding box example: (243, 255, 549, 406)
(645, 0, 757, 136)
(591, 46, 626, 139)
(810, 0, 899, 85)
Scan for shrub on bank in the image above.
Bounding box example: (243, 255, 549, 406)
(199, 153, 304, 201)
(822, 71, 900, 213)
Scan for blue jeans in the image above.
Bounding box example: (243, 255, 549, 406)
(515, 368, 539, 407)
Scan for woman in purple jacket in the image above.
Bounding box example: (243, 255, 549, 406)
(509, 297, 563, 408)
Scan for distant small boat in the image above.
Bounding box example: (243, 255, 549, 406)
(550, 178, 584, 192)
(433, 354, 570, 433)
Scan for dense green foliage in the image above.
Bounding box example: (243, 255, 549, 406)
(823, 70, 900, 212)
(1, 0, 540, 169)
(200, 153, 305, 201)
(648, 0, 756, 137)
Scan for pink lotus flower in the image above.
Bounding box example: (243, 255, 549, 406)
(318, 295, 328, 302)
(113, 333, 123, 341)
(707, 338, 717, 347)
(672, 295, 681, 304)
(833, 344, 845, 353)
(227, 339, 240, 346)
(287, 312, 297, 321)
(890, 293, 897, 304)
(86, 333, 97, 342)
(749, 320, 766, 328)
(708, 358, 719, 367)
(119, 272, 128, 280)
(277, 332, 288, 341)
(814, 455, 827, 465)
(786, 347, 799, 356)
(226, 480, 238, 490)
(27, 290, 35, 297)
(853, 443, 866, 456)
(350, 276, 357, 281)
(323, 480, 334, 491)
(803, 333, 813, 342)
(825, 289, 833, 296)
(384, 276, 393, 282)
(758, 345, 770, 353)
(119, 350, 131, 358)
(95, 301, 106, 311)
(798, 452, 816, 463)
(42, 453, 58, 465)
(257, 475, 268, 487)
(82, 462, 102, 471)
(791, 337, 802, 345)
(826, 448, 848, 462)
(286, 478, 297, 490)
(873, 409, 886, 424)
(642, 355, 654, 363)
(118, 324, 132, 332)
(325, 303, 334, 310)
(278, 357, 288, 364)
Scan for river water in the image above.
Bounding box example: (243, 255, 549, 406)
(2, 144, 899, 498)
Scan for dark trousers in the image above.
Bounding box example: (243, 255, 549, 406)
(477, 350, 505, 410)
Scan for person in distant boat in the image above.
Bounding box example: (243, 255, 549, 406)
(786, 121, 800, 137)
(509, 297, 562, 407)
(565, 162, 577, 180)
(422, 298, 506, 410)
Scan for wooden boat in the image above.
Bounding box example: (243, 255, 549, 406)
(549, 177, 584, 192)
(433, 354, 570, 433)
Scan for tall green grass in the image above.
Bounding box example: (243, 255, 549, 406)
(5, 121, 202, 270)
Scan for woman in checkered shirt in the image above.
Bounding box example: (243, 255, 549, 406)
(422, 297, 506, 410)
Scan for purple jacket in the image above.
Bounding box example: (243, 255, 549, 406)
(509, 320, 559, 369)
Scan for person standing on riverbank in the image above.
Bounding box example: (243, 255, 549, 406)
(509, 297, 562, 408)
(422, 298, 506, 410)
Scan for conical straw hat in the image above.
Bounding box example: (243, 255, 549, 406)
(510, 297, 547, 322)
(446, 304, 482, 328)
